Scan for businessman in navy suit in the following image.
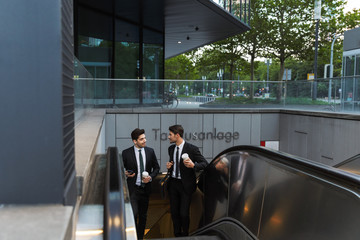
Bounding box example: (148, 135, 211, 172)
(122, 128, 160, 239)
(166, 125, 208, 237)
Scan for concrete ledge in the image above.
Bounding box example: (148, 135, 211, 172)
(279, 109, 360, 120)
(106, 107, 281, 114)
(75, 108, 106, 178)
(0, 109, 106, 240)
(106, 107, 360, 120)
(0, 205, 73, 240)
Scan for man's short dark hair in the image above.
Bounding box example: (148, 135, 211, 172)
(169, 125, 184, 138)
(131, 128, 145, 140)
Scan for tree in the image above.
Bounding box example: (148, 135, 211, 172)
(238, 0, 269, 99)
(260, 0, 315, 100)
(195, 36, 248, 98)
(164, 0, 358, 101)
(165, 54, 197, 80)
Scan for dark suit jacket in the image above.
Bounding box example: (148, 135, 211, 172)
(168, 142, 208, 194)
(122, 146, 160, 195)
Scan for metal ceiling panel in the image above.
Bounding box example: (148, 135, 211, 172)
(164, 0, 250, 58)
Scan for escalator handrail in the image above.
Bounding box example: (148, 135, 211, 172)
(211, 145, 360, 194)
(104, 147, 126, 240)
(192, 217, 258, 240)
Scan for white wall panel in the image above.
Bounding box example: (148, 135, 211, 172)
(116, 114, 138, 138)
(105, 114, 116, 148)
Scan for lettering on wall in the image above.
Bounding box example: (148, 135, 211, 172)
(152, 128, 239, 143)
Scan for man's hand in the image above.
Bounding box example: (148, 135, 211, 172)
(166, 161, 174, 169)
(125, 170, 135, 178)
(142, 176, 152, 183)
(184, 158, 195, 168)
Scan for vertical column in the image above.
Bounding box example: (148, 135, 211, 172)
(0, 0, 76, 205)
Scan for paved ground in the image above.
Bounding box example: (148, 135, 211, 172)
(175, 97, 344, 113)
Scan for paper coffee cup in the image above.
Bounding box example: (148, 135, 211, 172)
(182, 153, 189, 160)
(142, 171, 149, 182)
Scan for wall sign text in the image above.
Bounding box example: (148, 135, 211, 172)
(152, 128, 240, 143)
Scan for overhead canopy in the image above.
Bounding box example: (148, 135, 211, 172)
(77, 0, 251, 59)
(164, 0, 250, 59)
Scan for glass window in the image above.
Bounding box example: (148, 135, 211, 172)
(77, 5, 114, 104)
(212, 0, 249, 24)
(342, 56, 356, 110)
(143, 0, 164, 32)
(142, 29, 164, 104)
(241, 0, 250, 24)
(116, 0, 140, 24)
(212, 0, 226, 9)
(355, 56, 360, 104)
(231, 0, 242, 20)
(114, 20, 140, 103)
(344, 56, 355, 76)
(75, 0, 165, 106)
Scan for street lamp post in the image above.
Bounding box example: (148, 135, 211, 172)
(217, 72, 220, 95)
(265, 59, 271, 93)
(218, 69, 223, 97)
(329, 33, 342, 102)
(237, 67, 241, 94)
(202, 76, 206, 96)
(313, 0, 321, 100)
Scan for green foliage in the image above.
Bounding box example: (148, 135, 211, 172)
(165, 55, 197, 79)
(164, 0, 359, 99)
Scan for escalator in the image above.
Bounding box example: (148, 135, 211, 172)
(76, 146, 360, 240)
(334, 154, 360, 175)
(76, 148, 137, 240)
(147, 146, 360, 240)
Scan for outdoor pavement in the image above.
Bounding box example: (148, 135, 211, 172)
(177, 97, 343, 113)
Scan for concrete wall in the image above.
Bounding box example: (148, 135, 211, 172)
(106, 109, 360, 170)
(279, 111, 360, 166)
(105, 110, 280, 171)
(0, 0, 76, 204)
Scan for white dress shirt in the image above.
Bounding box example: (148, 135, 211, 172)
(172, 140, 185, 179)
(134, 146, 146, 186)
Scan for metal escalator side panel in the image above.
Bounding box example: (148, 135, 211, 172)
(227, 152, 268, 236)
(201, 147, 360, 240)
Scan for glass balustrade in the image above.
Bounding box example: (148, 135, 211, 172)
(72, 75, 360, 113)
(212, 0, 251, 25)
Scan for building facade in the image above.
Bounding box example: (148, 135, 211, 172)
(0, 0, 250, 205)
(74, 0, 251, 106)
(342, 27, 360, 111)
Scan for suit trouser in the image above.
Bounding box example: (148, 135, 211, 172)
(130, 186, 149, 239)
(168, 178, 192, 237)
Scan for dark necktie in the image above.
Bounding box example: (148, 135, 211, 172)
(139, 149, 145, 187)
(175, 147, 179, 178)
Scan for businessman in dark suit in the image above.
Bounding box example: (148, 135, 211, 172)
(122, 128, 160, 239)
(166, 124, 208, 237)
